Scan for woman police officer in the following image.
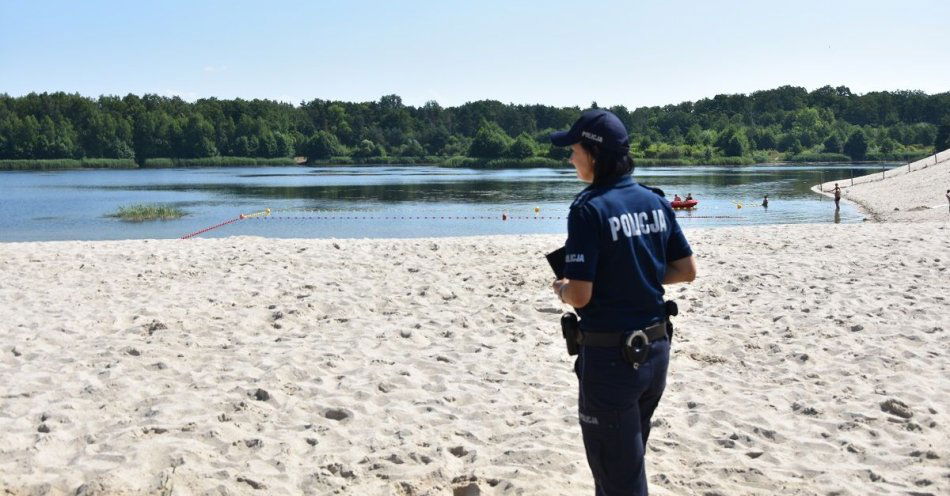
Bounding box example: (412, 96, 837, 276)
(551, 109, 696, 495)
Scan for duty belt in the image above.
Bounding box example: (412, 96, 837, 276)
(576, 320, 668, 347)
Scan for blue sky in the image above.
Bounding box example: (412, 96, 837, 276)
(1, 0, 948, 108)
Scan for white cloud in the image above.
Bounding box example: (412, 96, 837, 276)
(159, 89, 199, 102)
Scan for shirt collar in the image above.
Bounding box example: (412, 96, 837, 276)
(594, 174, 634, 189)
(615, 175, 635, 187)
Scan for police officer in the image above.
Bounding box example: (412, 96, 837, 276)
(550, 109, 697, 495)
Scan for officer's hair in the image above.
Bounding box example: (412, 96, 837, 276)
(580, 141, 634, 186)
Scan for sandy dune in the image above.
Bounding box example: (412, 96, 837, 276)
(814, 149, 950, 222)
(1, 219, 948, 495)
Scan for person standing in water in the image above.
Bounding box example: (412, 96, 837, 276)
(762, 194, 769, 208)
(833, 183, 842, 210)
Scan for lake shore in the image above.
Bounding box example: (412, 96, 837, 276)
(812, 149, 950, 222)
(0, 155, 925, 171)
(2, 218, 948, 494)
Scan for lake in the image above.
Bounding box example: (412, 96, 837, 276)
(0, 163, 897, 242)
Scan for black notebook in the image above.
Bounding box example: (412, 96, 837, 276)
(546, 247, 566, 279)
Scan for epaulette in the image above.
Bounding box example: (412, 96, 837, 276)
(639, 183, 666, 198)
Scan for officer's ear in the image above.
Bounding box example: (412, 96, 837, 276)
(583, 142, 600, 165)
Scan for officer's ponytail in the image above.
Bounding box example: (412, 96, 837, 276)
(580, 141, 634, 187)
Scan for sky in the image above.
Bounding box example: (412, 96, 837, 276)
(1, 0, 949, 109)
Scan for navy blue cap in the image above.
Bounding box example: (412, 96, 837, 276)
(550, 109, 630, 152)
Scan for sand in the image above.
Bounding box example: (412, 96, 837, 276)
(814, 149, 950, 222)
(1, 160, 949, 495)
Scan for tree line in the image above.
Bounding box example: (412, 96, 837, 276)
(1, 86, 948, 167)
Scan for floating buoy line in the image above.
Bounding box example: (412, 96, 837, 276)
(179, 207, 743, 239)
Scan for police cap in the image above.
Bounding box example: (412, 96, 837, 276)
(550, 109, 630, 153)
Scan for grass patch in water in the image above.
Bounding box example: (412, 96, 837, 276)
(0, 158, 138, 170)
(109, 204, 186, 222)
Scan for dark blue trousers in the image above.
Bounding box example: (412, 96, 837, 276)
(575, 339, 671, 496)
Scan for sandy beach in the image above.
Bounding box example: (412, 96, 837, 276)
(2, 164, 949, 495)
(814, 149, 950, 222)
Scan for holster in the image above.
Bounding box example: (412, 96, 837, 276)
(664, 300, 678, 342)
(561, 312, 579, 356)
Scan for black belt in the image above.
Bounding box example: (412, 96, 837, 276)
(577, 320, 668, 347)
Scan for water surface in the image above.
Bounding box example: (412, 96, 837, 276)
(0, 163, 896, 241)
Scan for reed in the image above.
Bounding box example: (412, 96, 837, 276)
(108, 204, 186, 222)
(313, 156, 447, 165)
(142, 157, 297, 167)
(632, 158, 691, 166)
(0, 158, 137, 170)
(784, 152, 851, 163)
(439, 156, 565, 168)
(866, 150, 931, 162)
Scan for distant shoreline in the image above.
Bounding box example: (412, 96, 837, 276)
(0, 156, 919, 171)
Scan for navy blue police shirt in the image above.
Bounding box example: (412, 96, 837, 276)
(564, 175, 692, 332)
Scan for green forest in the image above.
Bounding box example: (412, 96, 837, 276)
(1, 85, 949, 170)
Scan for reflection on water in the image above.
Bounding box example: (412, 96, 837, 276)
(83, 179, 575, 204)
(0, 163, 896, 241)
